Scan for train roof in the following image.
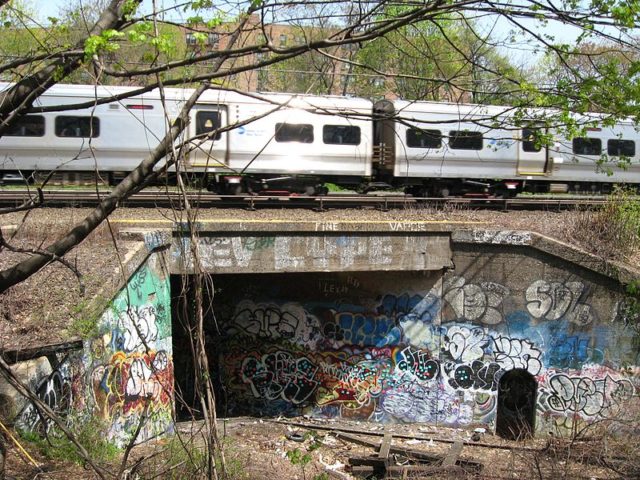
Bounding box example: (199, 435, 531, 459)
(377, 98, 635, 126)
(0, 83, 372, 112)
(379, 98, 512, 118)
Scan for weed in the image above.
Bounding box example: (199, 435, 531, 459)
(68, 295, 109, 339)
(567, 185, 640, 261)
(19, 417, 119, 465)
(137, 434, 246, 480)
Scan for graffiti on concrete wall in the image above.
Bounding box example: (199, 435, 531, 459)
(172, 234, 451, 273)
(216, 271, 639, 434)
(14, 257, 173, 447)
(443, 276, 509, 325)
(538, 368, 635, 419)
(526, 280, 594, 325)
(90, 257, 173, 446)
(241, 351, 319, 404)
(16, 354, 84, 435)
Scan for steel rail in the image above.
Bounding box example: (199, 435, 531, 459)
(0, 189, 612, 211)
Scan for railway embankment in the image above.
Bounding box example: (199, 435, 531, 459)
(0, 205, 638, 477)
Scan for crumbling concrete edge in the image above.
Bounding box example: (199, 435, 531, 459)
(452, 229, 640, 286)
(62, 229, 173, 343)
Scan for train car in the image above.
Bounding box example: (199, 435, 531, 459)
(189, 90, 373, 194)
(374, 99, 640, 196)
(2, 83, 639, 195)
(0, 83, 374, 194)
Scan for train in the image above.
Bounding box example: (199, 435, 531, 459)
(1, 82, 639, 196)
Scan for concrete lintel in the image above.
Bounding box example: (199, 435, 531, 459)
(169, 233, 453, 274)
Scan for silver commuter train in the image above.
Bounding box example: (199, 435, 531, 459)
(0, 82, 638, 195)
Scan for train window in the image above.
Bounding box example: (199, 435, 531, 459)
(275, 123, 314, 143)
(4, 115, 45, 137)
(572, 137, 601, 155)
(607, 139, 635, 157)
(522, 128, 542, 152)
(195, 111, 222, 140)
(406, 128, 441, 148)
(323, 125, 360, 145)
(449, 130, 483, 150)
(55, 116, 99, 138)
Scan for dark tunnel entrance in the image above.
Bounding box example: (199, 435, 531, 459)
(496, 369, 537, 440)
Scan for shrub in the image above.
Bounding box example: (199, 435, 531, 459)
(567, 185, 640, 261)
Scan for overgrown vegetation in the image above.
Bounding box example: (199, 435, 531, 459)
(133, 435, 246, 480)
(19, 418, 120, 465)
(567, 186, 640, 261)
(511, 400, 640, 479)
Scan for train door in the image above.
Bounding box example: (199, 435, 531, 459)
(187, 105, 229, 170)
(517, 127, 549, 176)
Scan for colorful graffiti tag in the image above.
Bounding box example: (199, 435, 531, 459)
(91, 257, 173, 446)
(216, 274, 639, 434)
(15, 256, 173, 447)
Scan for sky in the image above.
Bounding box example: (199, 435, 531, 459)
(26, 0, 613, 69)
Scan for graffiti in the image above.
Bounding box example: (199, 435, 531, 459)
(92, 350, 173, 420)
(526, 280, 594, 325)
(175, 234, 452, 272)
(395, 347, 439, 382)
(471, 230, 532, 245)
(546, 334, 599, 369)
(215, 274, 639, 435)
(443, 360, 502, 391)
(380, 385, 472, 424)
(113, 305, 159, 353)
(388, 222, 429, 232)
(242, 236, 275, 251)
(493, 336, 542, 375)
(93, 259, 173, 446)
(317, 276, 361, 297)
(393, 291, 441, 350)
(143, 231, 170, 251)
(314, 222, 340, 231)
(242, 352, 319, 404)
(543, 373, 635, 418)
(443, 276, 508, 325)
(317, 356, 390, 407)
(228, 300, 321, 348)
(444, 326, 489, 363)
(17, 359, 78, 434)
(336, 311, 401, 347)
(613, 299, 640, 334)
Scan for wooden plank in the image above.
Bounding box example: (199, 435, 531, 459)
(378, 433, 392, 460)
(443, 440, 464, 467)
(351, 465, 467, 478)
(268, 419, 540, 452)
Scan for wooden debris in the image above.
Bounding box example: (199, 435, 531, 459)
(338, 431, 483, 477)
(268, 418, 540, 452)
(443, 439, 464, 467)
(378, 433, 392, 460)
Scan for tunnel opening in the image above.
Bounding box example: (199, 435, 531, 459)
(495, 368, 537, 440)
(171, 270, 442, 421)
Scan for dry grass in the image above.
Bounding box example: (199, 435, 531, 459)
(566, 188, 640, 263)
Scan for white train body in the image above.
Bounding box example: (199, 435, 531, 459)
(375, 99, 640, 194)
(0, 83, 639, 194)
(0, 84, 373, 192)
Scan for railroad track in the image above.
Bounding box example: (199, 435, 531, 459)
(0, 188, 611, 211)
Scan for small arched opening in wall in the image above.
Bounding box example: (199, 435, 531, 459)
(496, 368, 537, 440)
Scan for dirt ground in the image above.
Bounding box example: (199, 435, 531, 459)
(3, 416, 634, 480)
